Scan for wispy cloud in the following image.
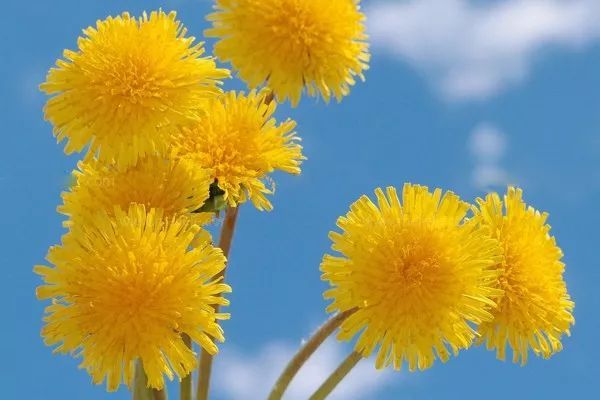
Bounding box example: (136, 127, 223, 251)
(18, 68, 46, 107)
(213, 337, 395, 400)
(368, 0, 600, 101)
(468, 123, 512, 190)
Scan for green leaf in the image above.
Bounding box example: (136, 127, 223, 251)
(195, 181, 228, 213)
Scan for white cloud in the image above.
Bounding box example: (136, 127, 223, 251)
(472, 164, 510, 190)
(19, 68, 46, 106)
(368, 0, 600, 101)
(469, 123, 507, 163)
(213, 337, 395, 400)
(468, 123, 511, 190)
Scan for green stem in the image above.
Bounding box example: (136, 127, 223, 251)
(196, 206, 240, 400)
(267, 309, 356, 400)
(309, 351, 362, 400)
(180, 334, 193, 400)
(133, 360, 156, 400)
(152, 389, 167, 400)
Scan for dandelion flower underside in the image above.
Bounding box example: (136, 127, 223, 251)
(41, 11, 229, 167)
(35, 206, 230, 390)
(474, 187, 575, 364)
(206, 0, 369, 106)
(321, 184, 502, 371)
(172, 90, 304, 211)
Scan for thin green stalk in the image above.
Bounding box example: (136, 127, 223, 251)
(152, 389, 167, 400)
(267, 309, 357, 400)
(180, 334, 193, 400)
(309, 351, 362, 400)
(133, 360, 152, 400)
(196, 206, 240, 400)
(133, 360, 160, 400)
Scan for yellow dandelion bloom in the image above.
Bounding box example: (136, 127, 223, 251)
(60, 155, 214, 227)
(205, 0, 369, 106)
(41, 11, 229, 167)
(474, 187, 575, 364)
(321, 184, 502, 371)
(35, 205, 230, 391)
(172, 90, 304, 211)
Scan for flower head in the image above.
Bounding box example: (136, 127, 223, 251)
(60, 155, 214, 227)
(41, 11, 229, 167)
(35, 205, 230, 390)
(473, 187, 575, 364)
(172, 90, 304, 211)
(321, 184, 502, 371)
(206, 0, 369, 106)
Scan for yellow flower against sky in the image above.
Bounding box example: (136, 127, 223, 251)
(206, 0, 370, 106)
(35, 205, 230, 391)
(321, 184, 503, 371)
(60, 155, 214, 228)
(473, 187, 575, 364)
(41, 10, 229, 167)
(172, 90, 305, 211)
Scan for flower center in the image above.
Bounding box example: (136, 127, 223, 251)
(358, 225, 465, 320)
(268, 1, 324, 49)
(185, 118, 263, 183)
(387, 238, 443, 293)
(106, 57, 161, 104)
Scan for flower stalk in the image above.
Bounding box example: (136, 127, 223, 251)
(309, 351, 362, 400)
(267, 308, 357, 400)
(133, 360, 152, 400)
(133, 360, 167, 400)
(196, 206, 240, 400)
(180, 334, 193, 400)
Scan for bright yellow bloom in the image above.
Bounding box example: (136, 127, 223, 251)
(41, 11, 229, 167)
(35, 205, 230, 391)
(474, 187, 575, 364)
(172, 90, 304, 211)
(206, 0, 369, 106)
(60, 155, 214, 227)
(321, 184, 502, 371)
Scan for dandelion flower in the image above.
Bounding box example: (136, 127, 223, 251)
(172, 90, 304, 211)
(35, 205, 230, 390)
(206, 0, 369, 106)
(41, 11, 229, 167)
(474, 187, 575, 364)
(321, 184, 502, 371)
(60, 155, 214, 227)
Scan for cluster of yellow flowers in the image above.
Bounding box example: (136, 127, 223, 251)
(37, 7, 309, 392)
(35, 1, 573, 399)
(322, 184, 574, 371)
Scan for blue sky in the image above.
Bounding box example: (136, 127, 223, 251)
(2, 0, 599, 398)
